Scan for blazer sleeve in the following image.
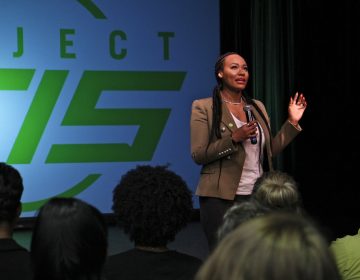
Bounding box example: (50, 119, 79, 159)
(254, 99, 301, 157)
(190, 99, 237, 165)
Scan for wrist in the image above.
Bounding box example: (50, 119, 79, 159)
(287, 119, 298, 126)
(287, 119, 302, 131)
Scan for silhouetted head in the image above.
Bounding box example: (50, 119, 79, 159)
(0, 162, 23, 225)
(216, 200, 267, 243)
(31, 197, 108, 280)
(112, 164, 193, 247)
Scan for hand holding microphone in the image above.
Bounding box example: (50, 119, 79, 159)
(243, 105, 257, 144)
(230, 106, 258, 143)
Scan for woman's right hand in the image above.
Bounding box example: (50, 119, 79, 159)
(231, 120, 258, 143)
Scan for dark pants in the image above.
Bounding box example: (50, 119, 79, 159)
(199, 195, 251, 252)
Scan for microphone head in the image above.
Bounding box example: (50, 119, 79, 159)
(243, 105, 252, 112)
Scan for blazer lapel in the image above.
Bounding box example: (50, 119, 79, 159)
(220, 102, 237, 132)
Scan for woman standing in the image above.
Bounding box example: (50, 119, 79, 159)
(190, 52, 307, 250)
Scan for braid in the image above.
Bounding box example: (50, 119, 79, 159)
(209, 52, 238, 143)
(210, 85, 222, 141)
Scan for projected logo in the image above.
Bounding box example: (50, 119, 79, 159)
(1, 1, 187, 212)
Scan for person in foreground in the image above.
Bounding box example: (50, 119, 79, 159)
(105, 164, 202, 280)
(216, 171, 305, 245)
(30, 197, 108, 280)
(195, 212, 341, 280)
(330, 229, 360, 280)
(216, 200, 267, 243)
(0, 162, 32, 280)
(251, 170, 305, 214)
(190, 51, 307, 249)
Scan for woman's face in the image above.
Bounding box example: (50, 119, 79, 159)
(218, 54, 249, 92)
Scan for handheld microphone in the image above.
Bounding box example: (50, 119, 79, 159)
(243, 105, 257, 144)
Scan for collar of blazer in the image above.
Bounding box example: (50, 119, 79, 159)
(221, 102, 237, 132)
(220, 100, 271, 137)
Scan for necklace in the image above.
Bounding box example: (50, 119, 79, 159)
(222, 98, 243, 105)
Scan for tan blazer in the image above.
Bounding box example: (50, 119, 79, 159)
(190, 97, 301, 200)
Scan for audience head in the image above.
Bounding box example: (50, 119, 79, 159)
(217, 200, 267, 242)
(251, 170, 303, 214)
(0, 162, 23, 228)
(30, 197, 108, 280)
(196, 212, 341, 280)
(112, 164, 193, 247)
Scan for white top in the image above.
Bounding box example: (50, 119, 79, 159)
(231, 113, 265, 195)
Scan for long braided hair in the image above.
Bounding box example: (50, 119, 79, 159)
(210, 52, 237, 141)
(210, 52, 270, 144)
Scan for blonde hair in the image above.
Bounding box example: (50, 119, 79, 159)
(196, 213, 340, 280)
(252, 170, 303, 213)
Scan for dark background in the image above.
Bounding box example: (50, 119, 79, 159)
(221, 0, 360, 240)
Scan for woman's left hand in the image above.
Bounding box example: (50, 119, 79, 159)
(288, 92, 307, 125)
